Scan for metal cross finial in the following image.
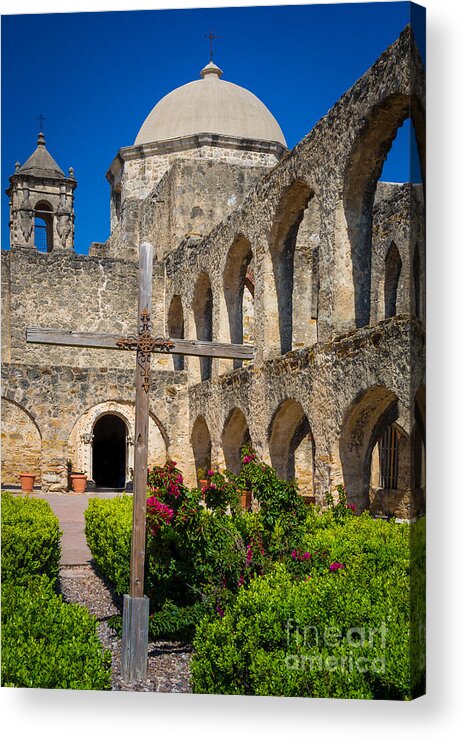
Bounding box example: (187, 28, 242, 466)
(205, 30, 220, 61)
(37, 113, 46, 132)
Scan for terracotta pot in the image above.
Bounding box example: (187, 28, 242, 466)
(19, 473, 36, 493)
(199, 479, 208, 489)
(70, 473, 87, 493)
(241, 491, 252, 511)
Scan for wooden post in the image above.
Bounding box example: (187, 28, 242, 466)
(25, 239, 255, 684)
(122, 242, 153, 682)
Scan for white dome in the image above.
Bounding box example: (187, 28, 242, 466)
(134, 61, 287, 147)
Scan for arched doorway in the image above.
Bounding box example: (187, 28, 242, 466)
(92, 414, 127, 489)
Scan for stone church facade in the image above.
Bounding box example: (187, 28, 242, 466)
(1, 26, 425, 519)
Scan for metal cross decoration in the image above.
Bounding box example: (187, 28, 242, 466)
(116, 308, 174, 392)
(205, 30, 220, 61)
(26, 241, 253, 683)
(37, 113, 46, 132)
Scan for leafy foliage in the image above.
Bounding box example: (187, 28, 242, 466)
(84, 457, 425, 699)
(1, 492, 61, 584)
(85, 495, 133, 595)
(191, 515, 425, 700)
(1, 575, 111, 690)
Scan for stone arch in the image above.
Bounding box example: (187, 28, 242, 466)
(190, 415, 212, 483)
(67, 401, 168, 487)
(268, 399, 315, 496)
(343, 96, 425, 328)
(34, 200, 54, 252)
(193, 271, 213, 381)
(1, 398, 42, 486)
(167, 294, 185, 371)
(267, 180, 314, 354)
(384, 241, 402, 318)
(221, 407, 250, 474)
(339, 385, 402, 511)
(223, 235, 254, 369)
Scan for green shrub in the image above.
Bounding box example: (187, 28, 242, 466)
(84, 495, 133, 595)
(191, 517, 425, 700)
(1, 492, 61, 584)
(1, 575, 112, 689)
(235, 446, 307, 556)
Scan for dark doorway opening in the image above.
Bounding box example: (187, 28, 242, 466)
(92, 414, 127, 489)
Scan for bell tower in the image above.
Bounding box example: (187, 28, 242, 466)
(6, 132, 77, 252)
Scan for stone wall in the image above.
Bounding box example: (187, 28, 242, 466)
(99, 158, 271, 261)
(1, 363, 189, 492)
(1, 249, 168, 371)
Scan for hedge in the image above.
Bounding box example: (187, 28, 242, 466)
(1, 492, 61, 584)
(191, 516, 426, 700)
(84, 496, 133, 595)
(1, 575, 112, 690)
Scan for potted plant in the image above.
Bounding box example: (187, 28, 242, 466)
(197, 468, 208, 490)
(70, 471, 87, 493)
(19, 473, 36, 493)
(241, 490, 253, 511)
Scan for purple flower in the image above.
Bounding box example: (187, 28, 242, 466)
(291, 550, 298, 560)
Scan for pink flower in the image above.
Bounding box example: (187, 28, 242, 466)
(329, 562, 345, 572)
(242, 454, 255, 464)
(291, 550, 297, 560)
(207, 469, 214, 477)
(346, 503, 356, 512)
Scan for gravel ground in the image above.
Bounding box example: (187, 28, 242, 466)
(58, 565, 192, 693)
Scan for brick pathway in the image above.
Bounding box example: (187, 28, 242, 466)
(35, 492, 122, 566)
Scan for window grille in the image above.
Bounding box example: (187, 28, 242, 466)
(379, 425, 399, 489)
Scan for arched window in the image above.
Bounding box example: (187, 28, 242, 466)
(222, 408, 250, 475)
(167, 295, 185, 371)
(34, 202, 53, 252)
(223, 236, 253, 369)
(384, 241, 402, 318)
(193, 272, 213, 381)
(269, 399, 315, 496)
(191, 416, 211, 484)
(344, 102, 425, 329)
(268, 181, 313, 354)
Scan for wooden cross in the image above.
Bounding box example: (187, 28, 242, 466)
(205, 30, 220, 61)
(26, 242, 253, 682)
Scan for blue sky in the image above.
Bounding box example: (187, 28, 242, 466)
(1, 2, 424, 254)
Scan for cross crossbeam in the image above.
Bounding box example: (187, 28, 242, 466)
(26, 326, 254, 360)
